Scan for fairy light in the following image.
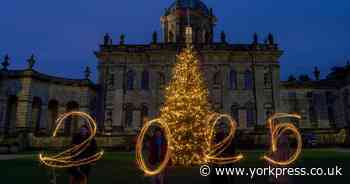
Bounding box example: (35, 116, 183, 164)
(136, 47, 243, 176)
(159, 46, 212, 166)
(135, 47, 303, 176)
(39, 111, 104, 168)
(263, 113, 302, 166)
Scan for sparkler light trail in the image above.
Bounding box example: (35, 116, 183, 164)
(39, 111, 104, 168)
(204, 113, 244, 165)
(135, 118, 172, 176)
(263, 113, 302, 166)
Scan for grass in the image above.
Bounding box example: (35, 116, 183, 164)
(0, 149, 349, 184)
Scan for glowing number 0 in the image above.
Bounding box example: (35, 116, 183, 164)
(135, 118, 172, 176)
(263, 113, 302, 166)
(39, 111, 104, 168)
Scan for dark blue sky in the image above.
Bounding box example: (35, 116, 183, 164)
(1, 0, 349, 81)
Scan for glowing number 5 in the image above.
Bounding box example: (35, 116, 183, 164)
(263, 113, 302, 166)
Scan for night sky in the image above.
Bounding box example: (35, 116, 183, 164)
(1, 0, 349, 81)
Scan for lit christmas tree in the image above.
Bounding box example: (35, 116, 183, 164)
(160, 46, 211, 166)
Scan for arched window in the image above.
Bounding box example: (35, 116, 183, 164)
(231, 104, 239, 126)
(229, 70, 237, 89)
(5, 95, 18, 135)
(48, 100, 59, 133)
(32, 97, 42, 134)
(65, 101, 79, 135)
(244, 70, 253, 90)
(126, 70, 135, 90)
(140, 104, 149, 127)
(141, 70, 150, 90)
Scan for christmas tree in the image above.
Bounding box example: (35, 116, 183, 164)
(160, 46, 211, 166)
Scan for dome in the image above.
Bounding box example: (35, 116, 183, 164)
(168, 0, 210, 15)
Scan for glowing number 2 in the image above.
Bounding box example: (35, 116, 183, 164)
(39, 111, 104, 168)
(205, 113, 243, 164)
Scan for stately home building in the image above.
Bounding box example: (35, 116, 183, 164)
(0, 0, 349, 150)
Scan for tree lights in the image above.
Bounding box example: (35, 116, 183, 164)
(136, 46, 245, 175)
(135, 47, 304, 176)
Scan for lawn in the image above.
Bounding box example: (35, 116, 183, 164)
(0, 149, 349, 184)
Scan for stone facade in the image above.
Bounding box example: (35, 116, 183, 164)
(0, 68, 97, 137)
(95, 43, 281, 133)
(95, 0, 282, 134)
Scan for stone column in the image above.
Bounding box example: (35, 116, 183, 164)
(16, 97, 32, 132)
(16, 78, 32, 133)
